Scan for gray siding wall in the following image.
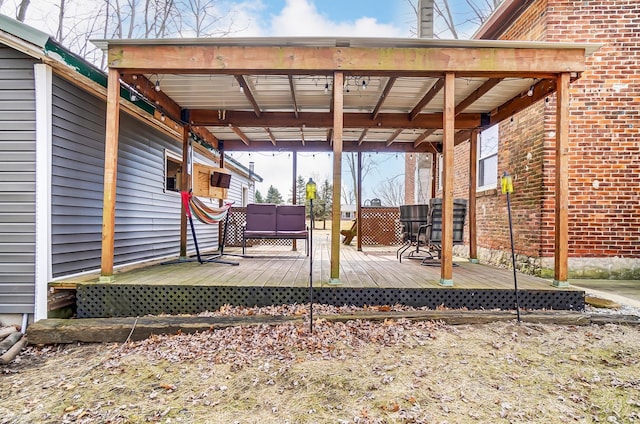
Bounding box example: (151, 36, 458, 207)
(0, 46, 37, 313)
(51, 76, 221, 277)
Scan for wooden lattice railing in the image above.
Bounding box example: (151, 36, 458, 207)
(225, 206, 402, 247)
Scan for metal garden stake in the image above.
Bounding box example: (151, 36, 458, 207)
(305, 178, 317, 333)
(502, 171, 521, 322)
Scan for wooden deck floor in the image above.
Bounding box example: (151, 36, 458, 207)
(56, 231, 575, 293)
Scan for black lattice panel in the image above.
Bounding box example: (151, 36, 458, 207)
(77, 285, 584, 318)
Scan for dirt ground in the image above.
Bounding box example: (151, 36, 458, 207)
(2, 309, 640, 424)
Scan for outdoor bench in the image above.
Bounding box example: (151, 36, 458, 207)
(242, 204, 309, 255)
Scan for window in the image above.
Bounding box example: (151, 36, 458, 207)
(165, 150, 182, 193)
(478, 125, 498, 189)
(242, 186, 249, 207)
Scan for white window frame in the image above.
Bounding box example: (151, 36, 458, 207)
(478, 125, 499, 191)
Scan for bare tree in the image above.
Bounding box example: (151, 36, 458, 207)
(16, 0, 30, 21)
(373, 174, 405, 207)
(342, 152, 377, 205)
(407, 0, 502, 39)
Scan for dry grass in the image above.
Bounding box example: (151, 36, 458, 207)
(2, 318, 640, 424)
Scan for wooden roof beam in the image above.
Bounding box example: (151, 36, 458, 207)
(218, 139, 436, 153)
(489, 78, 557, 126)
(413, 129, 436, 148)
(191, 125, 219, 149)
(455, 78, 502, 115)
(188, 110, 482, 130)
(357, 129, 368, 146)
(288, 75, 300, 119)
(108, 45, 588, 75)
(265, 128, 277, 146)
(229, 124, 251, 145)
(409, 78, 444, 121)
(121, 73, 182, 121)
(235, 75, 261, 118)
(371, 76, 396, 120)
(385, 129, 403, 147)
(454, 130, 472, 145)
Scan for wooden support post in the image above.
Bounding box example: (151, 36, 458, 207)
(179, 128, 190, 258)
(330, 71, 344, 283)
(292, 151, 297, 251)
(99, 68, 121, 283)
(553, 72, 570, 287)
(440, 72, 456, 287)
(468, 130, 478, 263)
(356, 151, 363, 251)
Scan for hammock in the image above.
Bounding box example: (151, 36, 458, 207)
(168, 191, 239, 266)
(182, 191, 231, 225)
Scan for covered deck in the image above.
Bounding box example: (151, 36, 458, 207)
(92, 36, 597, 291)
(54, 232, 583, 318)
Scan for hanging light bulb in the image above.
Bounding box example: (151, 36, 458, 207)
(527, 85, 534, 97)
(324, 82, 329, 94)
(154, 79, 161, 92)
(130, 89, 137, 102)
(160, 113, 166, 122)
(239, 84, 244, 93)
(362, 79, 367, 90)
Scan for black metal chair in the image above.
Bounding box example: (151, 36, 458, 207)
(419, 198, 468, 266)
(397, 204, 429, 262)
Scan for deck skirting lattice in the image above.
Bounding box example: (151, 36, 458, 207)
(76, 284, 584, 318)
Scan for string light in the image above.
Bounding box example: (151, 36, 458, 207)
(324, 82, 329, 94)
(154, 77, 161, 92)
(527, 85, 534, 97)
(239, 84, 244, 93)
(362, 79, 367, 90)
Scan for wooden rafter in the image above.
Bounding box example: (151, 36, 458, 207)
(121, 73, 181, 119)
(385, 129, 403, 147)
(490, 78, 556, 126)
(409, 78, 445, 121)
(455, 78, 502, 115)
(229, 124, 251, 145)
(235, 75, 261, 118)
(288, 75, 299, 119)
(357, 129, 368, 146)
(188, 110, 481, 130)
(264, 128, 277, 146)
(454, 130, 472, 145)
(371, 76, 396, 120)
(190, 125, 219, 149)
(413, 129, 436, 148)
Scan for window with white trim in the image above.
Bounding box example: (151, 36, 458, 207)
(478, 125, 498, 189)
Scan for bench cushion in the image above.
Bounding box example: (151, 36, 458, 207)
(276, 205, 306, 232)
(245, 204, 277, 232)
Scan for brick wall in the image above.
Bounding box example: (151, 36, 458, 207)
(468, 0, 640, 277)
(547, 0, 640, 268)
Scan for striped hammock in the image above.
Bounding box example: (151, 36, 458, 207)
(181, 191, 231, 225)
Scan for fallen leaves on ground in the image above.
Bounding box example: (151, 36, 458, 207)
(2, 306, 640, 424)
